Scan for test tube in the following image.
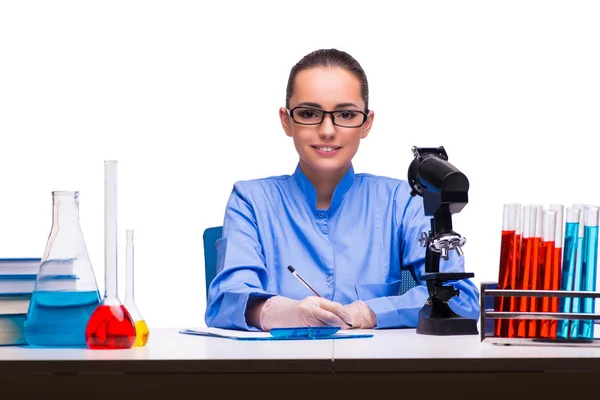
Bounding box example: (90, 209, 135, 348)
(495, 204, 519, 338)
(549, 204, 564, 338)
(569, 204, 586, 339)
(507, 204, 522, 337)
(527, 205, 543, 338)
(578, 206, 598, 339)
(538, 209, 556, 339)
(517, 205, 535, 338)
(596, 207, 600, 326)
(557, 207, 581, 340)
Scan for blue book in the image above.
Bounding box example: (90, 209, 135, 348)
(0, 259, 40, 295)
(0, 275, 37, 280)
(0, 278, 36, 294)
(0, 314, 26, 346)
(0, 294, 30, 315)
(0, 258, 41, 276)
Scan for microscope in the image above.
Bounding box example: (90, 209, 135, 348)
(407, 146, 478, 336)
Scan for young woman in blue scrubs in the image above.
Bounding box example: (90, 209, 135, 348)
(205, 49, 479, 331)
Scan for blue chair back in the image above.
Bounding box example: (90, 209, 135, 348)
(203, 226, 419, 297)
(203, 226, 223, 294)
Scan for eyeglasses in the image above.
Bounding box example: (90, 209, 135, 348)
(287, 107, 368, 128)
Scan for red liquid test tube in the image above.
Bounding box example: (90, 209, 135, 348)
(549, 205, 564, 338)
(539, 209, 557, 338)
(508, 205, 522, 338)
(527, 205, 543, 338)
(517, 205, 536, 338)
(495, 204, 519, 338)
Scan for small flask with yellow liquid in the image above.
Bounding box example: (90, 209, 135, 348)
(124, 229, 149, 346)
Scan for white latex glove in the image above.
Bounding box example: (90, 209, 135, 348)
(335, 300, 377, 329)
(259, 296, 352, 331)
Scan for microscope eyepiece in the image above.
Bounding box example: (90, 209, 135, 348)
(408, 146, 469, 216)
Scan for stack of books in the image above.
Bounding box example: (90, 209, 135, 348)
(0, 258, 40, 346)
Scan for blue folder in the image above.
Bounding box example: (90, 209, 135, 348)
(179, 327, 373, 341)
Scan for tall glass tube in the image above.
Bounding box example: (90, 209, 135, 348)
(549, 204, 563, 338)
(508, 204, 522, 337)
(124, 229, 150, 346)
(568, 204, 586, 339)
(557, 207, 581, 340)
(517, 205, 535, 338)
(596, 208, 600, 326)
(527, 205, 543, 337)
(495, 204, 519, 337)
(85, 161, 136, 349)
(539, 210, 556, 339)
(578, 206, 598, 339)
(105, 161, 118, 303)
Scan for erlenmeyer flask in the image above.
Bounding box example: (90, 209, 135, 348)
(24, 191, 101, 347)
(85, 160, 136, 349)
(124, 229, 150, 346)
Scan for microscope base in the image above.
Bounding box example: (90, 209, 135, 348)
(416, 303, 478, 336)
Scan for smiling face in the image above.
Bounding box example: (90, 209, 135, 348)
(280, 67, 374, 182)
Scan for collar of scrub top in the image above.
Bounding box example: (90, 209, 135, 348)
(292, 163, 356, 213)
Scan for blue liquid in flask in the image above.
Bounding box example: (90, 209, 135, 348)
(24, 290, 101, 347)
(26, 191, 103, 347)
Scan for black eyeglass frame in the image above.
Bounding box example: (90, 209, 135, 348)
(286, 106, 369, 128)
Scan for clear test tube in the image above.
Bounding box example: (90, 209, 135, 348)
(557, 207, 581, 340)
(538, 210, 557, 339)
(578, 206, 598, 339)
(569, 204, 586, 339)
(549, 204, 564, 338)
(517, 205, 535, 338)
(527, 205, 543, 337)
(495, 204, 519, 338)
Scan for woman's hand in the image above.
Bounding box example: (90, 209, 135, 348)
(259, 296, 353, 331)
(334, 300, 377, 329)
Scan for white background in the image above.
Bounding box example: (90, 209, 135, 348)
(1, 1, 599, 329)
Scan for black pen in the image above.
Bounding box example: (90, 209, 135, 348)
(287, 265, 321, 297)
(286, 265, 353, 328)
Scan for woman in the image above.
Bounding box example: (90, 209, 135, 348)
(205, 48, 479, 331)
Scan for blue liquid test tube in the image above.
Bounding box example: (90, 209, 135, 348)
(579, 206, 598, 339)
(557, 207, 580, 340)
(568, 204, 586, 339)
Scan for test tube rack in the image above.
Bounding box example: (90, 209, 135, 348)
(480, 282, 600, 347)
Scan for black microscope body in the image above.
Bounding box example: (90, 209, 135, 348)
(407, 146, 478, 335)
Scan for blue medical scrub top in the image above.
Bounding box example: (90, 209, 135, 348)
(205, 164, 479, 330)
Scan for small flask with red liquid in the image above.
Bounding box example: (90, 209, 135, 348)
(85, 160, 136, 349)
